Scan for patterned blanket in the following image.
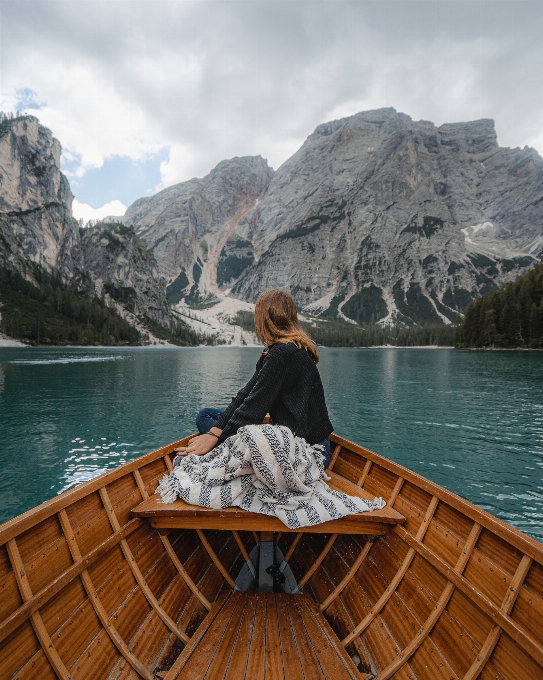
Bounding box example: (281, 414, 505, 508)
(156, 424, 385, 529)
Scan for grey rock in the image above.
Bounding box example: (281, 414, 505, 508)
(0, 115, 171, 331)
(123, 156, 273, 305)
(0, 115, 82, 277)
(80, 223, 170, 327)
(230, 108, 543, 325)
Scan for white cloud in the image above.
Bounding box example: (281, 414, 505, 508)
(1, 0, 542, 204)
(73, 199, 127, 224)
(159, 144, 200, 187)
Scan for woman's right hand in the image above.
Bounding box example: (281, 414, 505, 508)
(174, 428, 222, 457)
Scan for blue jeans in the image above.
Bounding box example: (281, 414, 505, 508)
(195, 407, 331, 467)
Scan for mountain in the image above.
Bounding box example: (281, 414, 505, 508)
(124, 108, 543, 326)
(0, 114, 80, 277)
(456, 258, 543, 348)
(231, 108, 543, 325)
(0, 114, 171, 336)
(123, 156, 273, 307)
(80, 222, 170, 327)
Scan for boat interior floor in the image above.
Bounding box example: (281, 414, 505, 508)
(161, 590, 369, 680)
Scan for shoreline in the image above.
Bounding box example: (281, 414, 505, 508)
(1, 339, 542, 351)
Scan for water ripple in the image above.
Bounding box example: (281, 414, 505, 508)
(0, 346, 542, 542)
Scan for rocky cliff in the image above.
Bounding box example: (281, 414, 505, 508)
(123, 156, 273, 307)
(0, 114, 80, 277)
(80, 223, 170, 327)
(123, 108, 543, 326)
(0, 114, 171, 331)
(231, 109, 543, 325)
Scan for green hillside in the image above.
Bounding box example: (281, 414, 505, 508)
(0, 266, 142, 345)
(456, 259, 543, 348)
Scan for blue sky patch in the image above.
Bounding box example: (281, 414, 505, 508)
(64, 149, 169, 208)
(16, 88, 45, 111)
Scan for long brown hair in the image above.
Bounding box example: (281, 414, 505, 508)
(254, 289, 319, 363)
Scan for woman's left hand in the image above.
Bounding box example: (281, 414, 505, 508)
(174, 434, 217, 457)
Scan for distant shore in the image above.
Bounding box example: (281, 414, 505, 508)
(2, 339, 542, 351)
(0, 334, 25, 347)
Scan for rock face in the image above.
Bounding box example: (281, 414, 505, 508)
(0, 115, 81, 277)
(0, 114, 171, 330)
(80, 223, 170, 326)
(230, 109, 543, 325)
(123, 156, 273, 306)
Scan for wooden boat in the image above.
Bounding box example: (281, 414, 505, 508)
(1, 431, 542, 679)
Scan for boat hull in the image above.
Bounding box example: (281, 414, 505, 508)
(0, 433, 541, 679)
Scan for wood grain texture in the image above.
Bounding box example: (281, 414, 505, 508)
(7, 539, 72, 680)
(132, 472, 404, 531)
(99, 487, 190, 644)
(376, 521, 482, 679)
(196, 530, 237, 589)
(164, 593, 361, 680)
(463, 554, 533, 680)
(1, 431, 543, 680)
(319, 538, 373, 611)
(327, 444, 342, 471)
(57, 509, 152, 680)
(341, 496, 439, 646)
(330, 433, 543, 562)
(132, 470, 211, 611)
(298, 534, 338, 588)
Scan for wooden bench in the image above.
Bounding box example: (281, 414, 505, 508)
(162, 591, 370, 679)
(132, 471, 404, 535)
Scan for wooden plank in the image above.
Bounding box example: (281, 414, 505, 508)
(132, 474, 403, 526)
(320, 539, 374, 611)
(99, 488, 189, 644)
(201, 594, 250, 679)
(282, 595, 326, 679)
(132, 470, 211, 611)
(328, 444, 342, 471)
(0, 438, 191, 547)
(11, 648, 58, 680)
(263, 594, 284, 680)
(57, 509, 152, 680)
(275, 594, 306, 680)
(169, 592, 242, 679)
(394, 524, 543, 669)
(148, 515, 389, 535)
(330, 433, 543, 564)
(282, 533, 303, 564)
(342, 495, 439, 646)
(162, 591, 229, 679)
(196, 530, 236, 589)
(388, 477, 404, 505)
(232, 531, 256, 581)
(356, 460, 372, 486)
(7, 539, 72, 680)
(217, 594, 258, 679)
(300, 595, 363, 679)
(298, 534, 338, 588)
(463, 554, 534, 680)
(231, 531, 251, 565)
(244, 593, 267, 679)
(0, 518, 137, 643)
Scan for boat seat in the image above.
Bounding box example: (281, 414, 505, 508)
(162, 591, 370, 679)
(132, 471, 404, 535)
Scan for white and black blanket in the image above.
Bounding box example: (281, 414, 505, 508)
(156, 424, 385, 529)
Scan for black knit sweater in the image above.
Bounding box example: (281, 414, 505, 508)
(215, 343, 333, 445)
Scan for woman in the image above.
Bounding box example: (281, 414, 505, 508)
(174, 289, 333, 466)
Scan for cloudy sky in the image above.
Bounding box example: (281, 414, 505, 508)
(1, 0, 541, 222)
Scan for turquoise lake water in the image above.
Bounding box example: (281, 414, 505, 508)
(0, 346, 542, 541)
